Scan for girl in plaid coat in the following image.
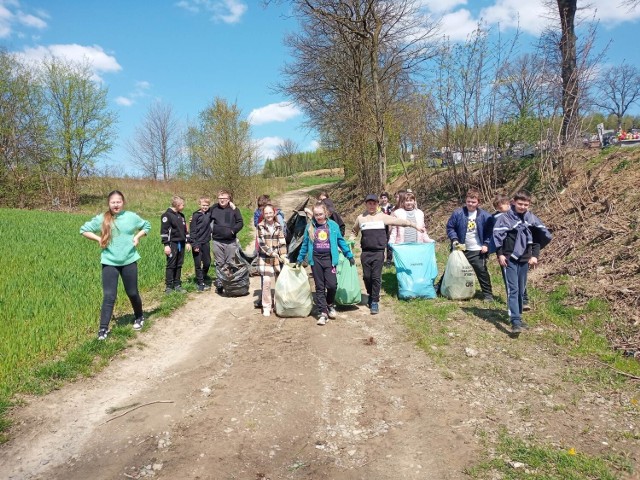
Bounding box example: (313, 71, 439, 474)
(257, 204, 288, 316)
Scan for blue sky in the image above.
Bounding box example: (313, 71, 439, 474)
(1, 0, 639, 175)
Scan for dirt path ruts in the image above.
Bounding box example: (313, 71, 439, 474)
(0, 185, 477, 480)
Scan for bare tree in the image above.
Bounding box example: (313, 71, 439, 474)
(276, 138, 299, 175)
(592, 64, 640, 130)
(126, 101, 182, 180)
(557, 0, 579, 143)
(277, 0, 438, 193)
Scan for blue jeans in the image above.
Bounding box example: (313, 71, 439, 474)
(502, 260, 529, 327)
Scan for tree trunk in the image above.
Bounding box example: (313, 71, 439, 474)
(558, 0, 578, 144)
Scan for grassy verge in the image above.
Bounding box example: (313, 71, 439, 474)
(382, 242, 639, 478)
(0, 206, 253, 443)
(466, 428, 633, 479)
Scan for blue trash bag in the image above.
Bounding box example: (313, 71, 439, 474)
(390, 242, 438, 299)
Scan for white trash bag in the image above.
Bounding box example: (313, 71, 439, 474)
(440, 250, 475, 300)
(275, 264, 313, 317)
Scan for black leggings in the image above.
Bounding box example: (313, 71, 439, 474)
(311, 252, 337, 315)
(100, 262, 143, 330)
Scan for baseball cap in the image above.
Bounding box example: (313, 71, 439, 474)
(364, 194, 379, 203)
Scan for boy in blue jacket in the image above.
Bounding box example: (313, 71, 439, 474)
(493, 190, 552, 334)
(446, 188, 494, 301)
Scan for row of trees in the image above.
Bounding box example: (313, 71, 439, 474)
(0, 49, 116, 207)
(268, 0, 640, 196)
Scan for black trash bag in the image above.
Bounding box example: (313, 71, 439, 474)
(286, 198, 311, 263)
(237, 245, 259, 277)
(220, 249, 250, 297)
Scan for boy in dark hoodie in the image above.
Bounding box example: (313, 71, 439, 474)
(210, 189, 244, 295)
(190, 196, 213, 292)
(493, 190, 552, 334)
(161, 195, 191, 293)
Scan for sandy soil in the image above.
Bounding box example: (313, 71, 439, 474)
(0, 186, 478, 480)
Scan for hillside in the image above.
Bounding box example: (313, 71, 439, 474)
(332, 147, 640, 355)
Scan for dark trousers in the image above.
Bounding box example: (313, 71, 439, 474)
(192, 242, 211, 285)
(464, 250, 493, 298)
(503, 260, 529, 326)
(100, 262, 143, 331)
(165, 241, 186, 288)
(311, 252, 337, 315)
(361, 250, 385, 303)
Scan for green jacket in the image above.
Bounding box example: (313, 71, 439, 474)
(80, 211, 151, 266)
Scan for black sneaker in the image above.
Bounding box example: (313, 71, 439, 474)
(511, 324, 523, 334)
(216, 286, 224, 295)
(133, 317, 144, 330)
(164, 287, 173, 294)
(174, 285, 187, 294)
(483, 295, 494, 303)
(197, 284, 205, 292)
(520, 322, 530, 330)
(254, 299, 262, 309)
(97, 329, 108, 340)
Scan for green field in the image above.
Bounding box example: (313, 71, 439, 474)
(0, 206, 253, 414)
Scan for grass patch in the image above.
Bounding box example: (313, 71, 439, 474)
(285, 176, 342, 190)
(466, 429, 633, 479)
(0, 204, 250, 441)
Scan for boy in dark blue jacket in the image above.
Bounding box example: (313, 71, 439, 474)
(493, 190, 552, 334)
(446, 189, 494, 301)
(161, 195, 191, 293)
(190, 196, 212, 292)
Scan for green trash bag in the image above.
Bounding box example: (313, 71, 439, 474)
(335, 242, 361, 306)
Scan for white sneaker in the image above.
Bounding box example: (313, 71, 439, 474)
(327, 306, 337, 319)
(263, 307, 271, 317)
(317, 314, 327, 326)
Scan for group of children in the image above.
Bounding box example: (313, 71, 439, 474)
(160, 191, 244, 294)
(81, 186, 550, 340)
(341, 187, 551, 334)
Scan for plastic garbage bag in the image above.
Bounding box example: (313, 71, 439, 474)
(440, 250, 475, 300)
(335, 241, 361, 305)
(220, 249, 250, 297)
(275, 263, 313, 317)
(391, 242, 438, 299)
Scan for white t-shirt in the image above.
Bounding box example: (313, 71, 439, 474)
(464, 210, 481, 251)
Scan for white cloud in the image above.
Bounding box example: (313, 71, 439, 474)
(307, 140, 320, 151)
(115, 96, 133, 107)
(17, 11, 46, 29)
(248, 102, 302, 126)
(439, 9, 484, 41)
(479, 0, 549, 36)
(256, 136, 284, 160)
(18, 44, 121, 81)
(115, 80, 151, 107)
(0, 1, 47, 39)
(583, 0, 640, 26)
(415, 0, 467, 14)
(176, 0, 247, 24)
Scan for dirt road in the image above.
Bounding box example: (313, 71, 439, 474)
(0, 186, 477, 480)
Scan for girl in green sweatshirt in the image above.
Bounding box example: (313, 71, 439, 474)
(80, 190, 151, 340)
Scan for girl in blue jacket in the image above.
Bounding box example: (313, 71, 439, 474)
(297, 202, 355, 325)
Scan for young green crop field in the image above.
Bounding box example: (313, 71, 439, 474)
(0, 205, 254, 433)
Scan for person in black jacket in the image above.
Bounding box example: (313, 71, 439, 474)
(190, 196, 212, 292)
(161, 196, 191, 293)
(210, 189, 244, 294)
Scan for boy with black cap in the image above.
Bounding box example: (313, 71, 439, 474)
(352, 194, 425, 314)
